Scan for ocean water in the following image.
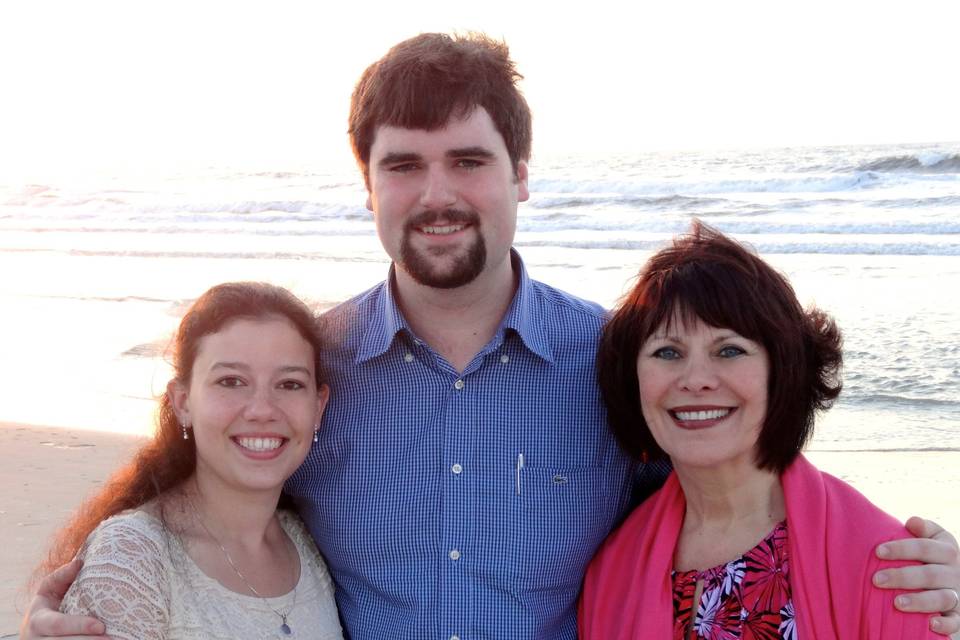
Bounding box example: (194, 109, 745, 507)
(1, 142, 958, 453)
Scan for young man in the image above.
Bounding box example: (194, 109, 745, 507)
(21, 32, 960, 640)
(279, 34, 664, 639)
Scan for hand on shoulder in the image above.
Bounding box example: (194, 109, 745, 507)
(872, 517, 960, 636)
(19, 558, 107, 639)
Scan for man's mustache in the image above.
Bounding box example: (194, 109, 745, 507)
(405, 209, 479, 229)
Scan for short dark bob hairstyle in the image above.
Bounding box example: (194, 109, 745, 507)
(349, 32, 532, 185)
(598, 222, 842, 473)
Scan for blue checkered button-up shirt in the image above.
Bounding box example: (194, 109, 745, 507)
(287, 253, 669, 639)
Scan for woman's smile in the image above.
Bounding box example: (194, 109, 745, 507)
(668, 405, 737, 429)
(231, 434, 290, 458)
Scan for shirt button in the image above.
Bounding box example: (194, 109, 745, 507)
(500, 354, 509, 363)
(451, 463, 463, 475)
(403, 352, 414, 363)
(449, 549, 461, 561)
(450, 636, 461, 640)
(454, 379, 465, 390)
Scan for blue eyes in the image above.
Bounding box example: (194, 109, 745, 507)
(718, 345, 746, 358)
(651, 345, 747, 360)
(653, 347, 682, 360)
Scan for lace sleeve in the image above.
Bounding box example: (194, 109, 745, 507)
(60, 512, 171, 640)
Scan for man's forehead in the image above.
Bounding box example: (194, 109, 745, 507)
(377, 104, 489, 133)
(369, 107, 506, 156)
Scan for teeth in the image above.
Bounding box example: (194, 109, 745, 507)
(235, 437, 283, 452)
(675, 409, 730, 421)
(421, 224, 465, 235)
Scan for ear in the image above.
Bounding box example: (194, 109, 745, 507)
(516, 160, 530, 203)
(315, 383, 331, 424)
(365, 192, 374, 212)
(167, 379, 191, 426)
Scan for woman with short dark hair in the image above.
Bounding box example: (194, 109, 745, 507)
(579, 223, 935, 638)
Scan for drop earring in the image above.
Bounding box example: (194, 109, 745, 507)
(313, 425, 319, 443)
(181, 422, 191, 440)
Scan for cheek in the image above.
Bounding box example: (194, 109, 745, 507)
(638, 401, 662, 434)
(636, 366, 667, 423)
(189, 390, 239, 423)
(740, 377, 769, 432)
(376, 181, 415, 209)
(285, 396, 320, 424)
(298, 403, 320, 426)
(746, 375, 769, 412)
(636, 361, 666, 399)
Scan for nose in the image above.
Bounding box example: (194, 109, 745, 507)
(678, 355, 720, 393)
(419, 166, 457, 210)
(242, 386, 278, 423)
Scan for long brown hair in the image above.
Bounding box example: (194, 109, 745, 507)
(33, 282, 324, 583)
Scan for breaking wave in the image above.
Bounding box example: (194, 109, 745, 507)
(853, 153, 960, 173)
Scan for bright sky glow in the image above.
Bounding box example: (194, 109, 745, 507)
(1, 0, 958, 177)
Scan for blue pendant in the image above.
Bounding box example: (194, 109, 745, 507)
(281, 622, 292, 635)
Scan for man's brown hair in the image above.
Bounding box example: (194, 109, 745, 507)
(349, 32, 532, 185)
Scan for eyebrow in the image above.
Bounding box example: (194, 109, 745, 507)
(447, 146, 495, 159)
(650, 332, 742, 344)
(378, 152, 421, 167)
(377, 146, 496, 168)
(210, 362, 312, 376)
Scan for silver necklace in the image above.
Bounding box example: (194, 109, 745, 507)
(190, 501, 298, 635)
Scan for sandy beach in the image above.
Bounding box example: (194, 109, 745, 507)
(2, 422, 958, 636)
(1, 423, 145, 637)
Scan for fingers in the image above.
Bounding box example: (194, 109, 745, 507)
(19, 559, 107, 639)
(905, 517, 960, 548)
(874, 561, 958, 592)
(889, 588, 960, 613)
(20, 609, 107, 638)
(927, 612, 959, 637)
(891, 520, 960, 637)
(36, 558, 84, 603)
(877, 537, 960, 566)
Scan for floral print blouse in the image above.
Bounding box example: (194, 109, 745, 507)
(672, 521, 796, 639)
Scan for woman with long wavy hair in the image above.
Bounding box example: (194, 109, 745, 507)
(32, 282, 343, 639)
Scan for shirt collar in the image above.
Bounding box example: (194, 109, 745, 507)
(356, 263, 408, 364)
(356, 250, 555, 364)
(499, 250, 554, 363)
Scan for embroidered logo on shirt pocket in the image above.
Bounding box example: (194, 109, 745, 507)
(509, 465, 611, 584)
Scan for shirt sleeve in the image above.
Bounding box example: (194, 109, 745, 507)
(60, 514, 171, 640)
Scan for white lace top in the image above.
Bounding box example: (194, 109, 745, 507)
(61, 509, 344, 640)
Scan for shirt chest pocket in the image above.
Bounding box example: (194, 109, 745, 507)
(502, 465, 614, 587)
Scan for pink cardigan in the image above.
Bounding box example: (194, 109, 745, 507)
(578, 454, 935, 638)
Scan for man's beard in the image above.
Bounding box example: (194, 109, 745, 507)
(399, 209, 486, 289)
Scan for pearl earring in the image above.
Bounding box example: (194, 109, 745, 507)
(181, 422, 191, 440)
